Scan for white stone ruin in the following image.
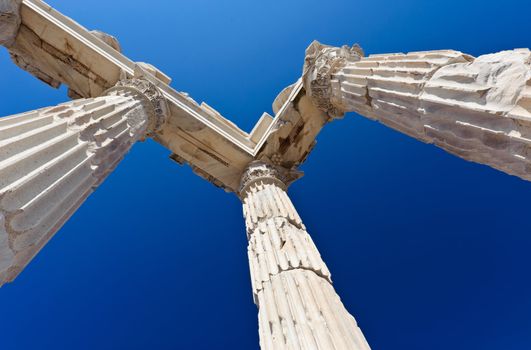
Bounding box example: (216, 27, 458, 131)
(0, 1, 529, 349)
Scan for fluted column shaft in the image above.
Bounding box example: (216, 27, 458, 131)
(240, 161, 370, 350)
(304, 41, 531, 181)
(0, 78, 168, 285)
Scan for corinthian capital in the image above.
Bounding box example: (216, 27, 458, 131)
(105, 78, 169, 135)
(303, 40, 364, 119)
(239, 161, 302, 197)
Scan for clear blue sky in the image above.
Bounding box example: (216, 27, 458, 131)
(1, 0, 530, 349)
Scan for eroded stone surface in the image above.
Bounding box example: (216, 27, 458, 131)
(303, 40, 363, 118)
(304, 42, 531, 181)
(0, 79, 166, 285)
(240, 161, 371, 350)
(0, 0, 21, 47)
(1, 3, 530, 350)
(90, 30, 121, 52)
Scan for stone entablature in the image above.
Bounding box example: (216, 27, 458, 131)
(1, 2, 530, 349)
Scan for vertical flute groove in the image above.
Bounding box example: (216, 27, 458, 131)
(0, 79, 168, 285)
(304, 42, 531, 181)
(240, 161, 370, 350)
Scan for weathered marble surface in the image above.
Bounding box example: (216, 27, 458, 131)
(304, 41, 531, 181)
(3, 2, 531, 193)
(0, 0, 21, 46)
(1, 2, 530, 349)
(0, 79, 167, 284)
(0, 0, 332, 192)
(240, 161, 371, 350)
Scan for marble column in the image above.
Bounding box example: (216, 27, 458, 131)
(303, 41, 531, 181)
(239, 161, 370, 350)
(0, 78, 168, 285)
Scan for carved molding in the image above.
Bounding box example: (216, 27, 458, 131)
(105, 78, 169, 135)
(303, 40, 364, 119)
(239, 160, 302, 197)
(90, 30, 122, 53)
